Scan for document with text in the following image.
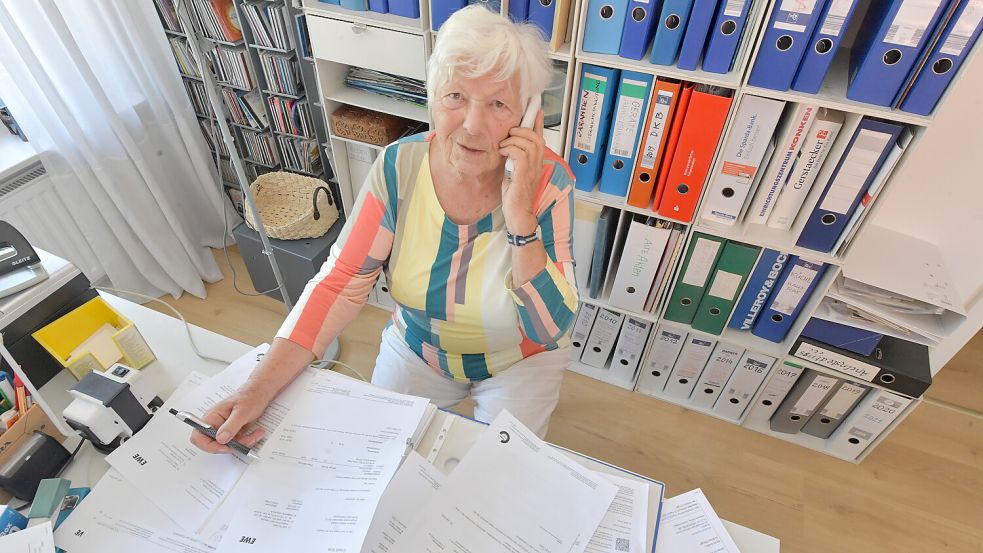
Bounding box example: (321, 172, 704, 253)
(655, 488, 741, 553)
(397, 410, 619, 553)
(0, 521, 54, 553)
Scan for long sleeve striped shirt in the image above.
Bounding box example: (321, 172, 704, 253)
(276, 132, 578, 382)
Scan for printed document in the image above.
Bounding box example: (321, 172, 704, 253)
(655, 488, 741, 553)
(582, 472, 648, 553)
(215, 370, 431, 553)
(52, 469, 214, 553)
(0, 521, 54, 553)
(361, 451, 446, 553)
(397, 410, 618, 553)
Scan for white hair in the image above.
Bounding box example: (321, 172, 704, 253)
(427, 5, 552, 108)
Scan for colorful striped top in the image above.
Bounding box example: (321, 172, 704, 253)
(276, 132, 578, 382)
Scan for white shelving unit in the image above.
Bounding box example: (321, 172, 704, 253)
(301, 0, 983, 462)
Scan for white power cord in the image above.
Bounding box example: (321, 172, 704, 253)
(312, 358, 369, 382)
(94, 286, 235, 365)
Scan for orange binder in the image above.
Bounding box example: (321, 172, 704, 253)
(626, 78, 683, 210)
(657, 85, 733, 223)
(650, 83, 695, 212)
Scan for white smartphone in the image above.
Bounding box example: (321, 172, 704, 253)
(504, 95, 542, 181)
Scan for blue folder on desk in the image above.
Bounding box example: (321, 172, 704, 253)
(599, 71, 654, 197)
(899, 0, 983, 115)
(790, 0, 861, 93)
(569, 65, 621, 191)
(432, 0, 467, 29)
(675, 0, 718, 70)
(650, 0, 693, 65)
(751, 256, 828, 343)
(796, 118, 903, 253)
(619, 0, 663, 60)
(508, 0, 529, 21)
(747, 0, 829, 90)
(702, 0, 753, 73)
(846, 0, 950, 106)
(583, 0, 630, 54)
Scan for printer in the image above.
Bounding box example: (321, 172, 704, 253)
(0, 247, 96, 389)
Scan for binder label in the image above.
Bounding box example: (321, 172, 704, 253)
(820, 0, 855, 37)
(681, 238, 722, 287)
(640, 91, 674, 169)
(774, 0, 820, 33)
(791, 374, 837, 416)
(708, 270, 743, 300)
(609, 79, 650, 158)
(818, 129, 892, 214)
(884, 0, 944, 48)
(793, 342, 878, 381)
(573, 73, 609, 154)
(940, 1, 983, 56)
(820, 382, 867, 418)
(770, 264, 819, 316)
(724, 0, 748, 17)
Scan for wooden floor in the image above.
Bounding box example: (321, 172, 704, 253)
(147, 248, 983, 553)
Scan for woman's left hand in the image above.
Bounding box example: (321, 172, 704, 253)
(498, 109, 545, 235)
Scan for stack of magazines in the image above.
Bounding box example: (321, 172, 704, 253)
(346, 67, 426, 107)
(189, 0, 242, 42)
(169, 37, 201, 78)
(198, 119, 230, 156)
(184, 80, 213, 118)
(242, 2, 293, 50)
(260, 53, 301, 96)
(268, 96, 314, 138)
(241, 129, 278, 166)
(277, 136, 321, 175)
(211, 45, 254, 89)
(222, 89, 268, 129)
(153, 0, 181, 33)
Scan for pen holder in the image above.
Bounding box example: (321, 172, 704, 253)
(32, 297, 156, 380)
(0, 404, 69, 503)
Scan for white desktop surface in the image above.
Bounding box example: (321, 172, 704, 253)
(50, 292, 778, 553)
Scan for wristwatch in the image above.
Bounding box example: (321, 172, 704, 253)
(506, 229, 540, 247)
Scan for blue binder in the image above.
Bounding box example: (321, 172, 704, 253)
(589, 207, 620, 298)
(599, 71, 654, 197)
(569, 65, 621, 192)
(751, 257, 828, 343)
(702, 0, 754, 73)
(728, 249, 790, 331)
(319, 0, 341, 4)
(796, 118, 903, 253)
(847, 0, 950, 106)
(649, 0, 693, 65)
(339, 0, 368, 10)
(583, 0, 630, 54)
(801, 317, 883, 356)
(368, 0, 388, 12)
(619, 0, 663, 60)
(701, 0, 751, 73)
(900, 0, 983, 115)
(790, 0, 861, 93)
(432, 0, 467, 29)
(675, 0, 718, 70)
(508, 0, 530, 22)
(747, 0, 829, 90)
(528, 0, 557, 39)
(388, 0, 420, 17)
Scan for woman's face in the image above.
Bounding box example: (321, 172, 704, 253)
(432, 72, 524, 179)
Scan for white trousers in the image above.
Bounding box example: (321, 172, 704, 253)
(371, 326, 569, 438)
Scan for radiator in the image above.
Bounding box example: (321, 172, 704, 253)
(0, 161, 103, 281)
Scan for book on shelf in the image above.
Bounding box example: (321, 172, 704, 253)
(199, 118, 231, 156)
(259, 52, 302, 96)
(241, 1, 294, 51)
(189, 0, 243, 42)
(183, 79, 214, 118)
(221, 88, 268, 129)
(346, 67, 427, 107)
(169, 36, 202, 78)
(276, 136, 322, 175)
(295, 12, 313, 59)
(153, 0, 182, 33)
(268, 96, 314, 138)
(241, 129, 279, 166)
(210, 44, 254, 89)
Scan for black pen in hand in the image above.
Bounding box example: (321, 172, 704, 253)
(169, 408, 261, 460)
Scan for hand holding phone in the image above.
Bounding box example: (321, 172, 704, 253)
(504, 95, 542, 182)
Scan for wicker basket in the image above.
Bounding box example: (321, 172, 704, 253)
(243, 172, 338, 240)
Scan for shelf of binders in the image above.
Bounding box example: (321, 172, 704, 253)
(739, 358, 922, 463)
(301, 0, 428, 35)
(691, 97, 924, 266)
(573, 0, 771, 91)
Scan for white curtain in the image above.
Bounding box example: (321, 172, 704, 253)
(0, 0, 228, 299)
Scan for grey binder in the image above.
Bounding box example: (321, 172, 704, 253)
(769, 369, 841, 434)
(801, 381, 871, 439)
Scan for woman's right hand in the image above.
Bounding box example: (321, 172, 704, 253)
(190, 384, 272, 455)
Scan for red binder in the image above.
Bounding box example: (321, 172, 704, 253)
(650, 83, 694, 212)
(657, 86, 733, 222)
(626, 78, 683, 210)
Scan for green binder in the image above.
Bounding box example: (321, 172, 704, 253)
(691, 241, 761, 335)
(663, 233, 727, 324)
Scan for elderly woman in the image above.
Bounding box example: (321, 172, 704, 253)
(193, 5, 577, 451)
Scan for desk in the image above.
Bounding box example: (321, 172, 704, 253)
(51, 292, 779, 552)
